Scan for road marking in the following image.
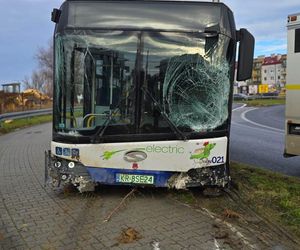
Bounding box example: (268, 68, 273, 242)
(232, 104, 247, 111)
(240, 108, 284, 133)
(231, 121, 283, 136)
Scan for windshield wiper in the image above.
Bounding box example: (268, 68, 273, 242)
(91, 107, 120, 143)
(141, 86, 187, 141)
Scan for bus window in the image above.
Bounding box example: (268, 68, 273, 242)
(295, 28, 300, 53)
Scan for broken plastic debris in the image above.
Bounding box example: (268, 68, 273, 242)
(4, 119, 13, 124)
(163, 54, 230, 131)
(73, 176, 95, 193)
(168, 173, 191, 189)
(151, 240, 160, 250)
(18, 224, 28, 232)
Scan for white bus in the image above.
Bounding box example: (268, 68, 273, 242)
(285, 13, 300, 157)
(46, 0, 254, 192)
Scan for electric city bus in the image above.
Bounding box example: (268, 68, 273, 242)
(46, 0, 254, 192)
(285, 12, 300, 157)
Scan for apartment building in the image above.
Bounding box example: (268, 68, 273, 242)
(235, 54, 287, 94)
(280, 54, 287, 87)
(250, 56, 264, 85)
(261, 55, 283, 87)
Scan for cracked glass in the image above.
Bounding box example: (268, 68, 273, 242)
(54, 30, 231, 137)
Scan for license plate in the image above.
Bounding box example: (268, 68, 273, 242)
(116, 173, 154, 185)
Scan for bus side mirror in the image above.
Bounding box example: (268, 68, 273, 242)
(236, 28, 255, 81)
(51, 8, 61, 23)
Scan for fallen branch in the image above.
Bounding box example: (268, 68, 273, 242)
(103, 188, 137, 222)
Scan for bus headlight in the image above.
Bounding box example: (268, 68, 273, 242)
(68, 162, 75, 169)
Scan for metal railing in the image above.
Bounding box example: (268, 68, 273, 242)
(0, 108, 52, 121)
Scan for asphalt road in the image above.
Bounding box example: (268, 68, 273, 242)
(230, 104, 300, 177)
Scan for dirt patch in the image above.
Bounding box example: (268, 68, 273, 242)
(117, 227, 142, 244)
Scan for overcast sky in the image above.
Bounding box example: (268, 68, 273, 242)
(0, 0, 299, 84)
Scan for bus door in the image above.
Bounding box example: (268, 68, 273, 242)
(82, 49, 122, 128)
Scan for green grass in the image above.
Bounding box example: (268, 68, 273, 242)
(238, 98, 286, 106)
(173, 161, 300, 239)
(174, 190, 196, 204)
(230, 162, 300, 236)
(0, 114, 52, 134)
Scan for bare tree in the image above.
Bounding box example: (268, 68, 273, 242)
(36, 43, 53, 70)
(23, 42, 53, 97)
(22, 75, 32, 89)
(23, 70, 45, 91)
(36, 42, 53, 97)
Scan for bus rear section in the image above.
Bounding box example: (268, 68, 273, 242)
(285, 13, 300, 157)
(46, 0, 254, 192)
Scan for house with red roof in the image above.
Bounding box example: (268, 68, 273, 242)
(261, 54, 285, 87)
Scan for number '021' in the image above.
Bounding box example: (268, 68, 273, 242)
(211, 156, 224, 164)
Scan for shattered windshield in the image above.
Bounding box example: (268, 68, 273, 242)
(54, 30, 231, 137)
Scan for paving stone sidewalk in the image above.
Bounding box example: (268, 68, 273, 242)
(0, 124, 262, 250)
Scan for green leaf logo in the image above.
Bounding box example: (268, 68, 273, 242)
(101, 150, 125, 160)
(190, 142, 216, 160)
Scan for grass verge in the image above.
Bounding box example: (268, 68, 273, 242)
(230, 162, 300, 237)
(0, 114, 52, 135)
(238, 98, 286, 107)
(174, 161, 300, 239)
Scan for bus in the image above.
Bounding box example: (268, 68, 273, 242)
(46, 0, 254, 192)
(285, 12, 300, 157)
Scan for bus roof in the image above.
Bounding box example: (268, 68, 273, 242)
(55, 0, 235, 37)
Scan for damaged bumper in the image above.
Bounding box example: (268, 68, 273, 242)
(45, 151, 230, 192)
(168, 164, 230, 189)
(45, 150, 96, 192)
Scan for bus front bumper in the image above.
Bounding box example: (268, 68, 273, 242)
(46, 151, 230, 192)
(87, 165, 229, 189)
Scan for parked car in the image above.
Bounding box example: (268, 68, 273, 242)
(233, 93, 250, 100)
(262, 91, 279, 97)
